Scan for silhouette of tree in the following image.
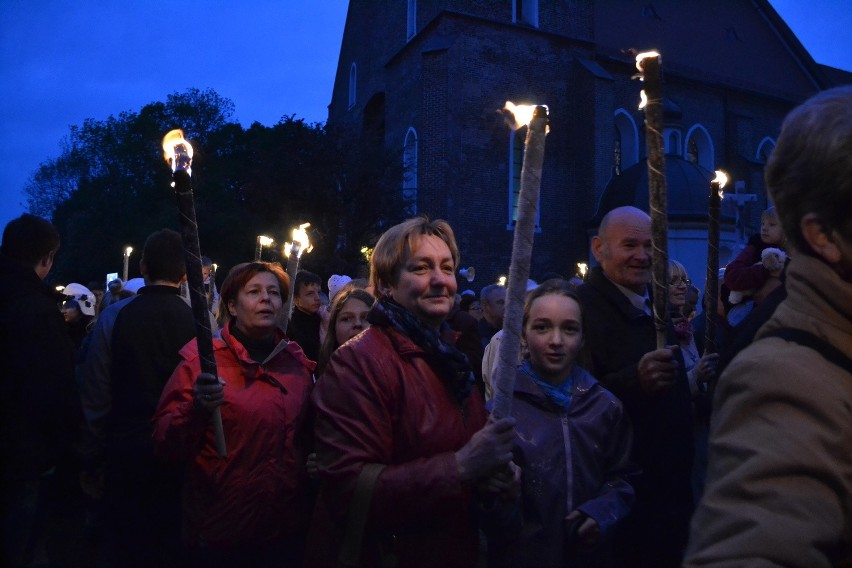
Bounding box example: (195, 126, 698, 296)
(25, 88, 405, 285)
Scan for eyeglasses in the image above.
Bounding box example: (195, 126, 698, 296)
(669, 277, 691, 287)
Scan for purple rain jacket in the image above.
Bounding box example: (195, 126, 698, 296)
(486, 365, 637, 568)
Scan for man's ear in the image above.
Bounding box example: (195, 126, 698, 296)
(38, 249, 55, 270)
(591, 236, 603, 263)
(800, 213, 842, 264)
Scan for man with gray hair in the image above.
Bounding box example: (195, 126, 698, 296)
(686, 86, 852, 565)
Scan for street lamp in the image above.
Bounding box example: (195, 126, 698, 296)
(123, 246, 133, 282)
(255, 235, 273, 261)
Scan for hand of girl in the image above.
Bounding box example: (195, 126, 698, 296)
(565, 510, 601, 548)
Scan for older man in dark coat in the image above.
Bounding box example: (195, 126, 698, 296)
(576, 206, 695, 568)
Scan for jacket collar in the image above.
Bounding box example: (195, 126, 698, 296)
(514, 364, 597, 403)
(217, 322, 316, 373)
(586, 266, 651, 320)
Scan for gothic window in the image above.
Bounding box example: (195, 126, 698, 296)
(756, 137, 776, 163)
(403, 128, 418, 215)
(665, 129, 682, 155)
(614, 109, 639, 170)
(684, 124, 714, 170)
(687, 138, 698, 163)
(614, 129, 622, 175)
(349, 63, 357, 109)
(513, 0, 538, 27)
(407, 0, 416, 40)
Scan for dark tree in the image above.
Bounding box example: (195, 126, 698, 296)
(24, 89, 407, 286)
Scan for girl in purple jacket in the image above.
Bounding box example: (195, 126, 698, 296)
(487, 279, 636, 567)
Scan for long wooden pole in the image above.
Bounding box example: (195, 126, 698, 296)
(490, 105, 549, 420)
(281, 245, 300, 335)
(169, 146, 227, 458)
(704, 176, 723, 354)
(638, 53, 669, 349)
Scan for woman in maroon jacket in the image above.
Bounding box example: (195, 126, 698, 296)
(153, 261, 315, 566)
(307, 217, 517, 568)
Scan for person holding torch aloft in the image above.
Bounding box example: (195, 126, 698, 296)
(576, 206, 696, 567)
(154, 261, 315, 564)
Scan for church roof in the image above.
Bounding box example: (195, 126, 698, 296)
(593, 0, 830, 101)
(591, 156, 732, 226)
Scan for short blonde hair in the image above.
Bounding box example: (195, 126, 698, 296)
(369, 217, 460, 293)
(668, 259, 688, 283)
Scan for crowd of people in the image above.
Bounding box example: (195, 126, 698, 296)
(1, 87, 850, 567)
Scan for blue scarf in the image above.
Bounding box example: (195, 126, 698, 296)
(520, 360, 574, 410)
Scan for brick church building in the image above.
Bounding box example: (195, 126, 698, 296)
(327, 0, 850, 292)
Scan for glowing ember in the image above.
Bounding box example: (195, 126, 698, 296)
(639, 90, 649, 110)
(284, 223, 313, 258)
(162, 129, 193, 176)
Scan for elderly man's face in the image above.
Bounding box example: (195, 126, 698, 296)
(593, 212, 652, 294)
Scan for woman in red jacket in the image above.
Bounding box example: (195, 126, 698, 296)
(153, 261, 315, 566)
(307, 217, 517, 568)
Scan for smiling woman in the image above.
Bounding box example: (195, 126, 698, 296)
(153, 261, 317, 563)
(307, 217, 517, 568)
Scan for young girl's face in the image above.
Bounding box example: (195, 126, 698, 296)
(760, 213, 784, 246)
(334, 297, 371, 346)
(523, 294, 584, 384)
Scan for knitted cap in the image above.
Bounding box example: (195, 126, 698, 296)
(328, 274, 353, 301)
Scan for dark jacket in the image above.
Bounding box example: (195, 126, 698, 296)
(487, 365, 636, 568)
(307, 322, 488, 568)
(154, 324, 316, 549)
(576, 267, 695, 567)
(0, 255, 79, 480)
(79, 285, 195, 468)
(288, 307, 321, 362)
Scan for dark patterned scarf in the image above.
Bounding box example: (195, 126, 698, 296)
(368, 297, 474, 406)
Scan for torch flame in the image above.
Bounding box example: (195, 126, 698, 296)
(284, 223, 313, 258)
(258, 235, 274, 247)
(712, 170, 728, 198)
(635, 51, 661, 73)
(162, 129, 194, 175)
(712, 170, 728, 188)
(503, 102, 550, 134)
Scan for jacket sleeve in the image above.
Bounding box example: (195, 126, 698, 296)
(312, 345, 468, 530)
(152, 357, 211, 462)
(724, 244, 768, 291)
(575, 401, 637, 535)
(685, 342, 852, 567)
(77, 308, 116, 468)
